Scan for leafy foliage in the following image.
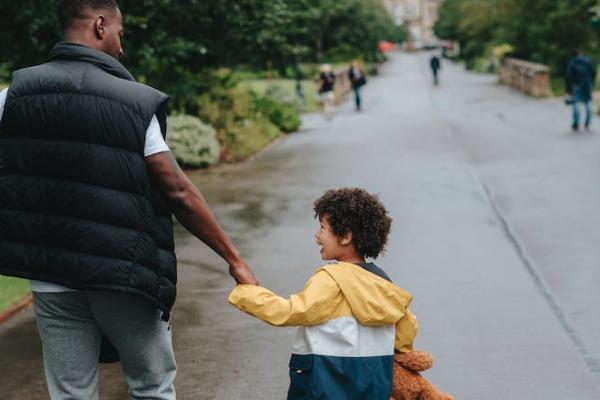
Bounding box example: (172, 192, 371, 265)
(195, 85, 281, 161)
(0, 0, 396, 164)
(166, 114, 220, 168)
(435, 0, 598, 75)
(253, 90, 302, 133)
(0, 0, 60, 78)
(0, 0, 397, 108)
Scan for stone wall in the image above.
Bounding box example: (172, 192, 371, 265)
(498, 58, 552, 97)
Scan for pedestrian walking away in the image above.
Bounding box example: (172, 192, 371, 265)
(349, 59, 367, 111)
(318, 64, 336, 117)
(229, 188, 418, 400)
(0, 1, 258, 399)
(430, 54, 441, 86)
(566, 48, 596, 131)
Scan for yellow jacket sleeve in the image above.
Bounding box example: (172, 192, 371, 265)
(228, 270, 342, 327)
(395, 307, 418, 352)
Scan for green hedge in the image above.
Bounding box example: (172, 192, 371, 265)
(254, 95, 301, 132)
(166, 115, 220, 168)
(240, 79, 320, 113)
(196, 86, 283, 161)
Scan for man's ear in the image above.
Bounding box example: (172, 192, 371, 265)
(94, 15, 106, 40)
(340, 231, 353, 246)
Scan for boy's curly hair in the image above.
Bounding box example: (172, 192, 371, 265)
(314, 188, 392, 259)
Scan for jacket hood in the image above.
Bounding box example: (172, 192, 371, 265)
(319, 262, 412, 326)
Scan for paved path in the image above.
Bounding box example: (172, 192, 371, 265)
(1, 52, 599, 399)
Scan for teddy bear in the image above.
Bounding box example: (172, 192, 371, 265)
(390, 350, 453, 400)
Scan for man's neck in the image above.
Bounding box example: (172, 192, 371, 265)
(62, 32, 99, 52)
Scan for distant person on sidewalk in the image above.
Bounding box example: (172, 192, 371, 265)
(348, 59, 367, 111)
(318, 64, 336, 116)
(430, 54, 441, 86)
(229, 188, 418, 399)
(566, 49, 596, 131)
(0, 1, 257, 399)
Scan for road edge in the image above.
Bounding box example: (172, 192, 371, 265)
(0, 293, 33, 325)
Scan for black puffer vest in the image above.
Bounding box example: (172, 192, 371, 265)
(0, 42, 176, 320)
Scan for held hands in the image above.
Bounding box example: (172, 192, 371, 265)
(229, 260, 259, 286)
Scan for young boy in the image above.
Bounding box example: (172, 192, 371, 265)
(228, 188, 418, 400)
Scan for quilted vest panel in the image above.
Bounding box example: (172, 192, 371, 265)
(0, 43, 177, 319)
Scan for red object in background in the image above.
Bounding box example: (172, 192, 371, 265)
(378, 41, 396, 53)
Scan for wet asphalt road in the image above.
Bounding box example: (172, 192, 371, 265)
(1, 52, 600, 399)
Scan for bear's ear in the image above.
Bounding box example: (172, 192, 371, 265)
(394, 350, 433, 372)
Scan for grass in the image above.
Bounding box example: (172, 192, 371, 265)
(0, 276, 30, 312)
(240, 79, 322, 113)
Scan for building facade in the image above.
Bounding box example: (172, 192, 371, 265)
(384, 0, 440, 49)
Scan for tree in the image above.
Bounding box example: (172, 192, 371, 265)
(435, 0, 598, 75)
(0, 0, 60, 78)
(0, 0, 398, 106)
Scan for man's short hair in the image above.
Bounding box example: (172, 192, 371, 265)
(57, 0, 119, 31)
(314, 188, 393, 259)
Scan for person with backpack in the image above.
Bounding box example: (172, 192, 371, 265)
(566, 49, 597, 131)
(348, 60, 367, 111)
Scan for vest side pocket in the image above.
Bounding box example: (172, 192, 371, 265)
(287, 354, 314, 400)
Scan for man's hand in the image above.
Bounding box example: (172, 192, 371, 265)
(146, 151, 259, 284)
(229, 261, 259, 285)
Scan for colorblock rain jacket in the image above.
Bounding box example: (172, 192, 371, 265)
(228, 262, 418, 400)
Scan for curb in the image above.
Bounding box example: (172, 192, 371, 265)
(0, 293, 33, 325)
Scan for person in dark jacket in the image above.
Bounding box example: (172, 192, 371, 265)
(430, 55, 441, 85)
(566, 49, 597, 131)
(0, 1, 257, 399)
(348, 60, 367, 111)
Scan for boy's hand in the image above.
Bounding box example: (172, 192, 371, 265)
(229, 261, 259, 285)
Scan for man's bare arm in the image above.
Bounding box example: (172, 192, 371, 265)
(145, 151, 258, 285)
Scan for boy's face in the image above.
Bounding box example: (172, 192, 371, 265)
(315, 214, 344, 260)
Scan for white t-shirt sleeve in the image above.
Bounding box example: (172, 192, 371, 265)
(0, 88, 8, 121)
(2, 91, 170, 157)
(144, 114, 170, 157)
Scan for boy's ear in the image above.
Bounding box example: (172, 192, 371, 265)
(340, 230, 353, 246)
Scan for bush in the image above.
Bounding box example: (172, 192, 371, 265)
(196, 86, 282, 161)
(166, 115, 220, 168)
(221, 116, 281, 161)
(253, 92, 301, 132)
(264, 85, 304, 112)
(240, 79, 321, 114)
(472, 43, 514, 73)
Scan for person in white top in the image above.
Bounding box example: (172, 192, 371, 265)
(0, 1, 257, 399)
(1, 88, 170, 293)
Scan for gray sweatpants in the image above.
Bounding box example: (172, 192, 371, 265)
(33, 291, 177, 400)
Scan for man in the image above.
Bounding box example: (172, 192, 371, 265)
(348, 60, 366, 112)
(566, 49, 596, 131)
(0, 1, 257, 399)
(430, 54, 441, 86)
